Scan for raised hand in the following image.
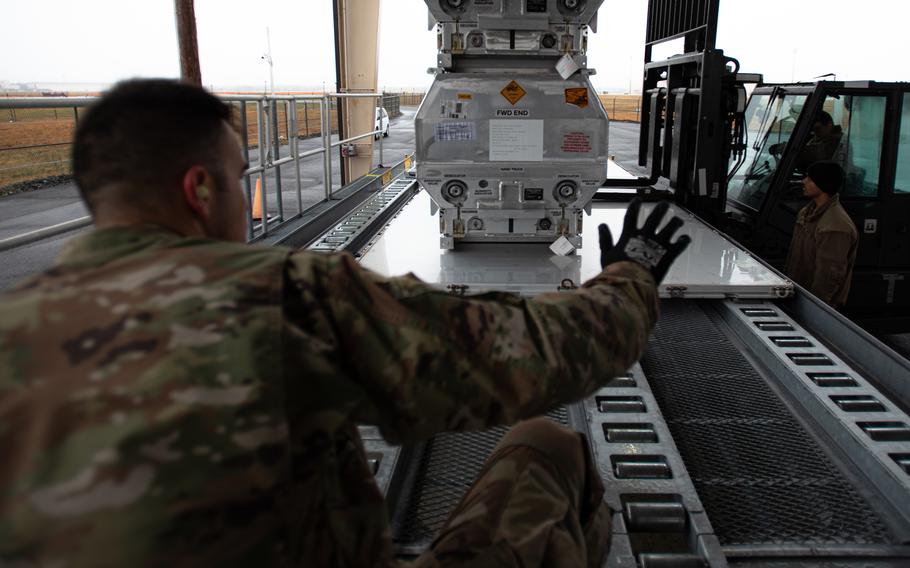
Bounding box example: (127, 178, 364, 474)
(598, 198, 691, 284)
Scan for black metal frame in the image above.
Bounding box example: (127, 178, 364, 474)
(629, 0, 755, 225)
(644, 0, 718, 57)
(602, 0, 724, 191)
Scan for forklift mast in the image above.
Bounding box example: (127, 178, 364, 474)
(637, 0, 759, 225)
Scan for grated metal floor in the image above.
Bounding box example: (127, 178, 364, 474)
(640, 301, 891, 546)
(392, 407, 570, 550)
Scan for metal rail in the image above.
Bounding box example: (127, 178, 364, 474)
(0, 216, 92, 252)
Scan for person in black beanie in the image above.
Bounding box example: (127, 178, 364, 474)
(785, 161, 858, 307)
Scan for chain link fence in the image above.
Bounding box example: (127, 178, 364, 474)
(0, 105, 81, 188)
(391, 92, 425, 107)
(381, 94, 401, 118)
(598, 94, 642, 123)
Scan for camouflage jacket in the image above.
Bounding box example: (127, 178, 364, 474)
(0, 226, 658, 567)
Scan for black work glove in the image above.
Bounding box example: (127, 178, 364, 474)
(598, 198, 691, 284)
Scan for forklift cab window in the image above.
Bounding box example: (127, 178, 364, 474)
(727, 93, 806, 210)
(802, 94, 887, 198)
(895, 93, 910, 194)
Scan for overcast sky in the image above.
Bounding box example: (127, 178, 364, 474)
(1, 0, 908, 92)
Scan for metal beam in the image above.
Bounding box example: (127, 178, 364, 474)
(333, 0, 381, 184)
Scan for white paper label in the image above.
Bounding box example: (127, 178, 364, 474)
(549, 236, 576, 256)
(489, 120, 543, 161)
(435, 122, 475, 142)
(440, 100, 469, 119)
(556, 54, 580, 80)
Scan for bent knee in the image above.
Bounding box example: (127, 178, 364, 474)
(497, 417, 586, 482)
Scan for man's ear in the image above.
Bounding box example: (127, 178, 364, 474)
(182, 166, 213, 219)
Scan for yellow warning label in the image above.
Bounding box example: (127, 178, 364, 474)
(404, 154, 413, 170)
(500, 80, 526, 106)
(457, 93, 473, 100)
(565, 87, 589, 108)
(382, 170, 393, 185)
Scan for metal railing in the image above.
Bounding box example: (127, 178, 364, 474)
(241, 92, 395, 240)
(0, 92, 406, 241)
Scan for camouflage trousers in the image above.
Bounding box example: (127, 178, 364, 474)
(410, 417, 612, 568)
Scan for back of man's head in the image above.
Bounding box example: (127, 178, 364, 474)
(816, 110, 834, 126)
(72, 79, 232, 212)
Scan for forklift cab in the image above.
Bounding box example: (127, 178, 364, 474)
(726, 81, 910, 328)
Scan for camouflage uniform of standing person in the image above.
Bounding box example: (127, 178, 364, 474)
(0, 80, 690, 567)
(785, 160, 858, 307)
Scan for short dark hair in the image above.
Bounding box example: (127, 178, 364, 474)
(73, 79, 232, 209)
(815, 110, 834, 126)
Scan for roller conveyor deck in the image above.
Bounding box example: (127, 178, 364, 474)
(304, 173, 910, 566)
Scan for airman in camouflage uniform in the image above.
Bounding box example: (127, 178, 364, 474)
(0, 80, 688, 567)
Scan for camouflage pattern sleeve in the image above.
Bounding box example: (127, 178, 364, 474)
(284, 253, 658, 444)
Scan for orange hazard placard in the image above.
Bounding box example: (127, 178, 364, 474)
(565, 87, 589, 108)
(500, 80, 526, 106)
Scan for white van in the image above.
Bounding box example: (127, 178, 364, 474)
(374, 107, 390, 139)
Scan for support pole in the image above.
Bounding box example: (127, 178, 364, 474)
(333, 0, 348, 186)
(174, 0, 202, 86)
(333, 0, 381, 185)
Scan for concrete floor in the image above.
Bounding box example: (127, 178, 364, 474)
(0, 184, 90, 241)
(607, 121, 648, 176)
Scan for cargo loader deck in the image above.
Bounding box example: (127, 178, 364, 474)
(305, 172, 910, 567)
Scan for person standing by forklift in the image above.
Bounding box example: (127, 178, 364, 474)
(785, 161, 858, 307)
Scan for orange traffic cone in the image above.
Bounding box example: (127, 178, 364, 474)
(252, 178, 263, 220)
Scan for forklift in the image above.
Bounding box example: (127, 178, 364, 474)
(725, 81, 910, 331)
(624, 0, 910, 331)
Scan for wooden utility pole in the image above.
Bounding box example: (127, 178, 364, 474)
(174, 0, 202, 86)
